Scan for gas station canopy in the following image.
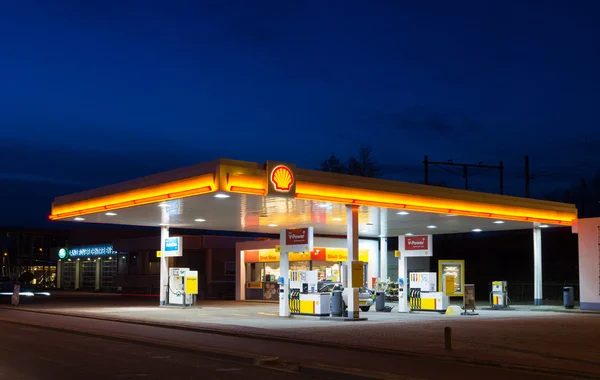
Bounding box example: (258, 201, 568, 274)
(50, 159, 577, 236)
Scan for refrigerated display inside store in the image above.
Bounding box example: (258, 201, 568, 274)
(312, 261, 340, 282)
(243, 247, 369, 301)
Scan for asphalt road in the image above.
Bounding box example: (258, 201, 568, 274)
(0, 321, 313, 380)
(0, 307, 590, 380)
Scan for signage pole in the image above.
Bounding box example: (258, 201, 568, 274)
(279, 251, 290, 317)
(278, 227, 314, 317)
(278, 229, 290, 317)
(397, 254, 408, 313)
(397, 234, 433, 313)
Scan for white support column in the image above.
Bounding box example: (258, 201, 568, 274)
(533, 224, 543, 306)
(397, 255, 409, 312)
(160, 225, 169, 306)
(279, 250, 290, 317)
(95, 258, 101, 291)
(380, 237, 388, 281)
(347, 205, 360, 318)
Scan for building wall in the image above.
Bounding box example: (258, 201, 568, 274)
(112, 234, 245, 298)
(575, 218, 600, 310)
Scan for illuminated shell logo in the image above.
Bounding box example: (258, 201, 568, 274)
(271, 165, 294, 191)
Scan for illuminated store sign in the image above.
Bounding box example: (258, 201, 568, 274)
(68, 244, 117, 258)
(266, 161, 297, 197)
(58, 248, 68, 259)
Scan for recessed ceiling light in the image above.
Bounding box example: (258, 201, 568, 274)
(427, 225, 437, 229)
(318, 203, 328, 208)
(493, 221, 505, 224)
(397, 211, 409, 215)
(214, 193, 230, 198)
(446, 214, 458, 217)
(194, 218, 206, 222)
(74, 217, 85, 221)
(268, 223, 278, 227)
(332, 217, 343, 221)
(405, 233, 414, 236)
(472, 228, 482, 232)
(105, 212, 117, 216)
(539, 224, 549, 228)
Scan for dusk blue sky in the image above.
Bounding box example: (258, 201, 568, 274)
(1, 1, 599, 227)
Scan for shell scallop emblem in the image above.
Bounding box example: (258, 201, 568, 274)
(271, 165, 294, 191)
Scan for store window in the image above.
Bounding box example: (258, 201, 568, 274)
(101, 258, 117, 288)
(62, 262, 76, 289)
(263, 263, 280, 282)
(81, 261, 96, 288)
(312, 261, 341, 282)
(290, 261, 310, 271)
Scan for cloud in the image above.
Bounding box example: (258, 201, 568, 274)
(392, 106, 482, 136)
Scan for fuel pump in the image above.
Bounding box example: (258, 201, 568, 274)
(168, 267, 192, 306)
(408, 272, 448, 312)
(288, 270, 329, 316)
(490, 281, 509, 308)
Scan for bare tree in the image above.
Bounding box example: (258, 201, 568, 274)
(346, 147, 382, 178)
(318, 152, 347, 174)
(318, 147, 382, 178)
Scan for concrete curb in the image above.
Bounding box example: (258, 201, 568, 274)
(1, 306, 598, 379)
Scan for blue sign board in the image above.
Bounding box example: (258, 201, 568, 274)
(165, 237, 179, 252)
(68, 244, 117, 258)
(163, 237, 182, 257)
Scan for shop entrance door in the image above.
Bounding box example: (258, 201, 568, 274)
(101, 258, 117, 290)
(62, 262, 76, 290)
(81, 261, 97, 289)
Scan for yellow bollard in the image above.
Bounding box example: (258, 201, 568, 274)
(444, 326, 453, 350)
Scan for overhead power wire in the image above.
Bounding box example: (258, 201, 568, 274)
(433, 164, 463, 177)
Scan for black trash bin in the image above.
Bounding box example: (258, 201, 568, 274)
(375, 291, 385, 312)
(563, 287, 574, 309)
(331, 290, 343, 316)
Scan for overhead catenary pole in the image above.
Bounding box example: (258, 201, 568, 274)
(424, 157, 504, 194)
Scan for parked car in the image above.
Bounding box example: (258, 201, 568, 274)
(318, 282, 374, 312)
